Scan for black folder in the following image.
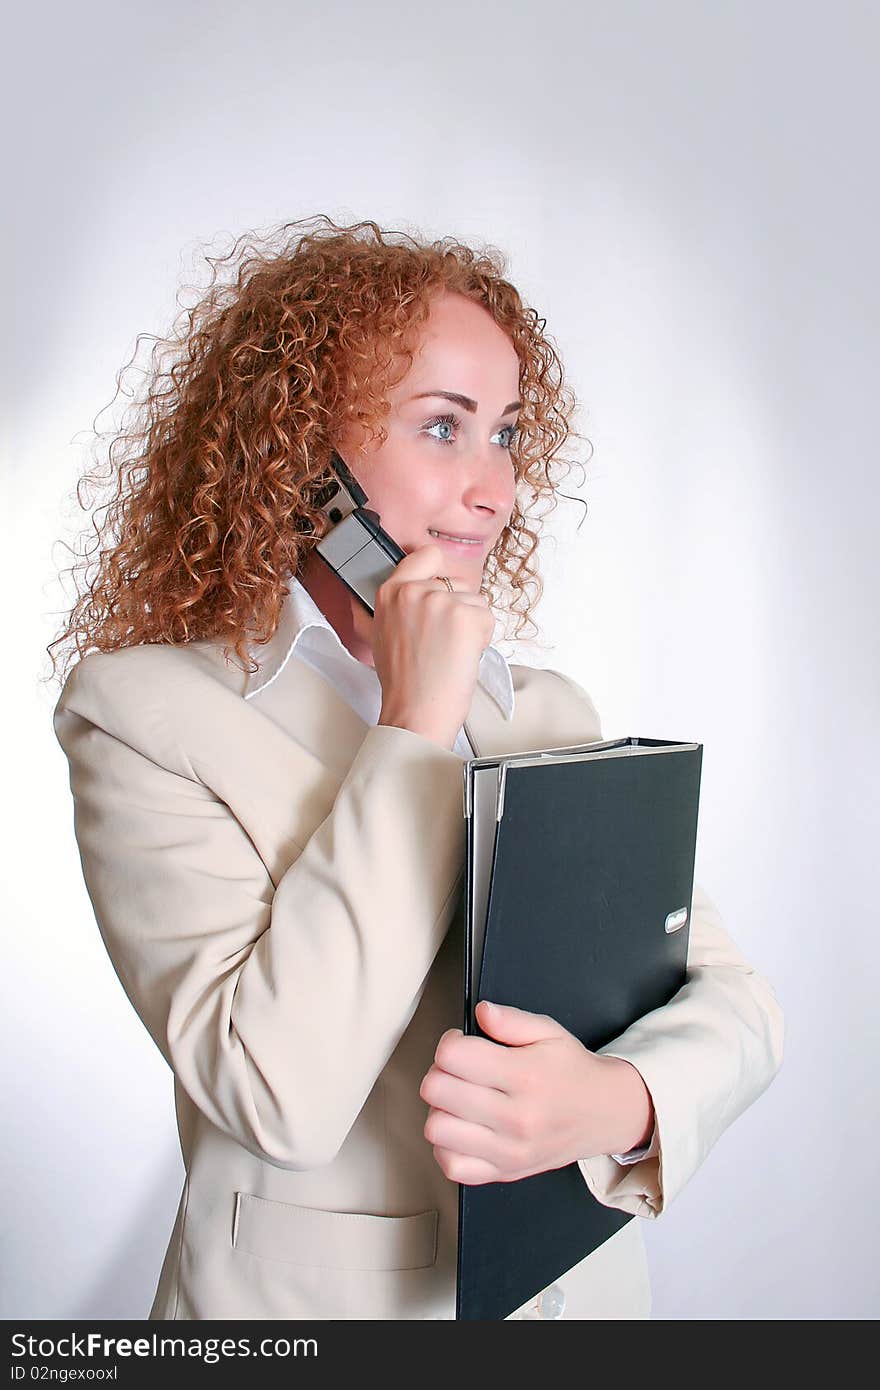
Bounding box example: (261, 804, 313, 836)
(455, 735, 703, 1320)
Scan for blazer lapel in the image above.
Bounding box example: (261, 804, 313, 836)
(179, 637, 524, 888)
(247, 646, 510, 767)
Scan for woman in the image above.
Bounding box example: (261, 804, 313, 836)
(49, 215, 784, 1320)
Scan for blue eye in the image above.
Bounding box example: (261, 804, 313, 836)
(424, 413, 458, 445)
(494, 422, 519, 448)
(422, 413, 519, 449)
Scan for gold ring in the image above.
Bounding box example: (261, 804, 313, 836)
(437, 575, 454, 594)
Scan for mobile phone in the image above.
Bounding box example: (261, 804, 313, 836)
(312, 448, 407, 615)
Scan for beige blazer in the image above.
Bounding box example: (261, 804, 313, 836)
(52, 634, 785, 1320)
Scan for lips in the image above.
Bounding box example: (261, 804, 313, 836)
(428, 528, 487, 547)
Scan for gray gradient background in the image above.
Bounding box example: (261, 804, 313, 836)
(4, 1, 877, 1319)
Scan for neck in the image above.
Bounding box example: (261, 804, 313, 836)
(298, 549, 376, 667)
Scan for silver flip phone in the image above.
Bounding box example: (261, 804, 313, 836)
(312, 449, 407, 615)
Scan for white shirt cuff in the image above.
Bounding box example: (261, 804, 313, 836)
(610, 1120, 658, 1165)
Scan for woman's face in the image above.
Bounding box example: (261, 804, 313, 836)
(334, 290, 521, 593)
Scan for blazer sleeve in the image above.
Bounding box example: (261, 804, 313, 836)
(53, 652, 469, 1172)
(547, 669, 786, 1220)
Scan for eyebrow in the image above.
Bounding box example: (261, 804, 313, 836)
(409, 390, 521, 415)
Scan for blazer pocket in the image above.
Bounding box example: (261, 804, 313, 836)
(232, 1192, 439, 1271)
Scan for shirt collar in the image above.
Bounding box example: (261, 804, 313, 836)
(244, 572, 515, 721)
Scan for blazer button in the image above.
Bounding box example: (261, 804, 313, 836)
(536, 1283, 566, 1319)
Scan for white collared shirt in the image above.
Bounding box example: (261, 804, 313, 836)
(244, 572, 654, 1166)
(244, 573, 515, 758)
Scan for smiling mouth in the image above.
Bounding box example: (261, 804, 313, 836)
(428, 528, 486, 547)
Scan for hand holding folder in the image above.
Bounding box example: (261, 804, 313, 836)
(455, 735, 703, 1321)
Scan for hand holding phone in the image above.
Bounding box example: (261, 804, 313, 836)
(372, 543, 496, 752)
(312, 448, 493, 750)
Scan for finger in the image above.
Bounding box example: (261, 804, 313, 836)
(378, 566, 488, 608)
(418, 578, 485, 600)
(432, 590, 489, 607)
(391, 547, 490, 601)
(385, 542, 450, 583)
(433, 1031, 519, 1093)
(425, 1109, 502, 1164)
(404, 576, 489, 607)
(431, 1144, 500, 1186)
(420, 1067, 512, 1129)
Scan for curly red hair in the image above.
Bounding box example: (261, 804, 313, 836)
(46, 215, 591, 689)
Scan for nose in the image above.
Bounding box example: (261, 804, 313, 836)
(457, 442, 515, 525)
